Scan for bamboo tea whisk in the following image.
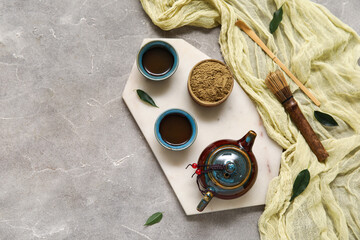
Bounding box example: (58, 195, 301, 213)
(265, 70, 328, 162)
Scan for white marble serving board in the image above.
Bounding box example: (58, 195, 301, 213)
(122, 38, 282, 215)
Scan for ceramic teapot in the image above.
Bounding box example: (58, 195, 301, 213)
(190, 130, 258, 212)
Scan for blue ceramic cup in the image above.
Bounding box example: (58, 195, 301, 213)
(154, 109, 197, 151)
(137, 40, 179, 81)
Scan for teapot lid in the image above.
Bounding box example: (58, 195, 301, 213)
(205, 145, 251, 190)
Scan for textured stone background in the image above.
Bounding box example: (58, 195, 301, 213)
(0, 0, 359, 239)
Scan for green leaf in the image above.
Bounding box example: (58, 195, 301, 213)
(314, 111, 338, 127)
(144, 212, 163, 226)
(270, 6, 283, 34)
(136, 89, 158, 107)
(290, 169, 310, 202)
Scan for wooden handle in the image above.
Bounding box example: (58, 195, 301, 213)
(235, 20, 321, 106)
(283, 98, 328, 162)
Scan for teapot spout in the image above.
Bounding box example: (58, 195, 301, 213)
(238, 130, 257, 151)
(196, 191, 214, 212)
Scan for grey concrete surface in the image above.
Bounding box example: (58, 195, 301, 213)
(0, 0, 358, 239)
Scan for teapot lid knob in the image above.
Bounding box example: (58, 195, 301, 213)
(225, 162, 235, 173)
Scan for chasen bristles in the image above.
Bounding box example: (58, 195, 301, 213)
(265, 70, 293, 104)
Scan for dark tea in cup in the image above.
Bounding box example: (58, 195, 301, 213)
(155, 109, 197, 151)
(137, 40, 179, 81)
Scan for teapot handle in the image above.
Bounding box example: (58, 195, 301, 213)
(196, 191, 214, 212)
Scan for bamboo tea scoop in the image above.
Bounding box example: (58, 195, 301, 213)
(265, 70, 328, 162)
(235, 20, 321, 106)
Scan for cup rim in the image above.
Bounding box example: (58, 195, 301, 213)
(137, 40, 179, 81)
(154, 109, 197, 151)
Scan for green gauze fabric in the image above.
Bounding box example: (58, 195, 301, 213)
(140, 0, 360, 239)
